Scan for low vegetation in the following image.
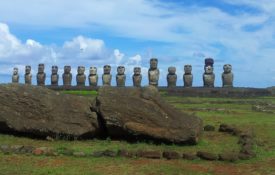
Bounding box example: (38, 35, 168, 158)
(0, 91, 274, 175)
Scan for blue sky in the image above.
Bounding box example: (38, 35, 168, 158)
(0, 0, 275, 87)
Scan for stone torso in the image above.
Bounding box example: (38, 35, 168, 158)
(51, 74, 59, 85)
(167, 74, 177, 87)
(12, 75, 19, 83)
(76, 74, 86, 86)
(203, 73, 215, 87)
(63, 73, 72, 86)
(102, 74, 112, 86)
(222, 73, 233, 87)
(25, 74, 32, 85)
(183, 74, 193, 87)
(148, 69, 159, 86)
(37, 73, 46, 85)
(133, 75, 142, 87)
(89, 75, 98, 86)
(116, 75, 126, 87)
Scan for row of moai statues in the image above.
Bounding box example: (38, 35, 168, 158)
(11, 58, 233, 87)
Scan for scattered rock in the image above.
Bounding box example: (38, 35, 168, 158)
(0, 145, 11, 154)
(219, 152, 239, 162)
(102, 150, 117, 157)
(20, 146, 35, 154)
(46, 136, 55, 141)
(218, 124, 240, 135)
(10, 145, 24, 153)
(73, 152, 86, 157)
(92, 86, 203, 144)
(204, 125, 215, 131)
(136, 150, 162, 159)
(182, 153, 197, 160)
(197, 151, 218, 161)
(91, 151, 104, 157)
(163, 151, 181, 160)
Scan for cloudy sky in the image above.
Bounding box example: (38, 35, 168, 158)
(0, 0, 275, 87)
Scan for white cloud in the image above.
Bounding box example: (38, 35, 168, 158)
(113, 49, 124, 65)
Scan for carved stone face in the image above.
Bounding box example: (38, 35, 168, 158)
(52, 66, 58, 74)
(223, 64, 232, 73)
(25, 66, 31, 74)
(77, 66, 85, 75)
(168, 67, 176, 74)
(150, 58, 158, 69)
(204, 65, 213, 74)
(134, 67, 141, 75)
(90, 67, 97, 75)
(13, 68, 18, 75)
(205, 58, 214, 66)
(104, 65, 111, 74)
(64, 66, 71, 74)
(38, 64, 44, 73)
(117, 66, 125, 75)
(184, 65, 192, 74)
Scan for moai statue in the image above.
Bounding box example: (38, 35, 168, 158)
(203, 65, 215, 87)
(88, 67, 98, 86)
(222, 64, 233, 88)
(148, 58, 160, 86)
(183, 65, 193, 87)
(37, 64, 46, 86)
(205, 58, 214, 67)
(132, 67, 142, 87)
(167, 66, 177, 88)
(51, 65, 59, 86)
(102, 65, 112, 86)
(12, 67, 19, 83)
(24, 65, 32, 85)
(76, 66, 86, 86)
(116, 66, 126, 87)
(62, 65, 72, 86)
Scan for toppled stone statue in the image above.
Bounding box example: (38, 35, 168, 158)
(148, 58, 159, 86)
(37, 64, 46, 86)
(12, 67, 19, 83)
(203, 65, 215, 87)
(222, 64, 234, 88)
(102, 65, 112, 86)
(132, 67, 142, 87)
(88, 67, 98, 86)
(24, 65, 32, 85)
(92, 86, 203, 144)
(183, 65, 193, 87)
(76, 66, 86, 86)
(63, 66, 72, 86)
(116, 66, 126, 87)
(51, 65, 59, 86)
(167, 67, 177, 88)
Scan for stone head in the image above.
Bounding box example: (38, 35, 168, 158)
(13, 67, 18, 75)
(168, 67, 176, 74)
(103, 65, 111, 74)
(89, 67, 97, 75)
(77, 66, 85, 75)
(38, 64, 45, 73)
(117, 66, 125, 75)
(150, 58, 158, 69)
(51, 65, 58, 74)
(205, 58, 214, 67)
(223, 64, 232, 73)
(184, 65, 192, 74)
(25, 65, 31, 74)
(134, 67, 141, 75)
(204, 65, 213, 74)
(64, 66, 71, 74)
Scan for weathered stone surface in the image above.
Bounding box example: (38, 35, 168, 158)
(12, 67, 19, 83)
(92, 86, 203, 144)
(219, 152, 239, 162)
(163, 151, 181, 159)
(117, 149, 136, 158)
(136, 150, 162, 159)
(0, 84, 100, 139)
(132, 67, 142, 87)
(204, 125, 215, 131)
(197, 151, 218, 161)
(182, 153, 197, 160)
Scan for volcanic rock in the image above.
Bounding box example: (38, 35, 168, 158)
(92, 86, 203, 144)
(0, 84, 100, 139)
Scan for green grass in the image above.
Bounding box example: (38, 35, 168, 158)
(0, 92, 275, 175)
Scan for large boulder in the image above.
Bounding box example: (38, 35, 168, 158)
(92, 86, 203, 144)
(0, 84, 100, 139)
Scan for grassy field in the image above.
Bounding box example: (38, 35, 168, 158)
(0, 91, 275, 175)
